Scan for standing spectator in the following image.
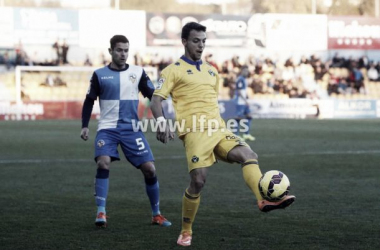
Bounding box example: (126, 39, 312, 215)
(52, 38, 61, 65)
(61, 39, 69, 64)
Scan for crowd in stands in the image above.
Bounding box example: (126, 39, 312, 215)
(133, 52, 380, 100)
(1, 42, 380, 100)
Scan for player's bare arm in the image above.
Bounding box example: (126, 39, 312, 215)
(151, 95, 174, 144)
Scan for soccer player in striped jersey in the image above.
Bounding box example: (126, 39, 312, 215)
(234, 65, 255, 141)
(80, 35, 171, 228)
(151, 22, 295, 247)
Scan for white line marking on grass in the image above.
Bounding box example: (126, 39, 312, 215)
(0, 150, 379, 164)
(261, 150, 380, 157)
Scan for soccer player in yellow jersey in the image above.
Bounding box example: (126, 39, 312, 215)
(151, 22, 295, 247)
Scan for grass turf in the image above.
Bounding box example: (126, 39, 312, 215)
(0, 119, 379, 250)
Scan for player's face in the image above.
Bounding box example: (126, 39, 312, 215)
(183, 30, 206, 61)
(109, 42, 129, 69)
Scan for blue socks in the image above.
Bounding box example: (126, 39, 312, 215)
(145, 176, 160, 216)
(95, 169, 109, 213)
(95, 169, 161, 217)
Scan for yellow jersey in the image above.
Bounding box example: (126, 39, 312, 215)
(153, 56, 225, 136)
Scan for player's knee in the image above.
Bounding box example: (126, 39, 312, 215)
(244, 150, 258, 161)
(97, 159, 110, 170)
(191, 178, 206, 191)
(140, 162, 156, 179)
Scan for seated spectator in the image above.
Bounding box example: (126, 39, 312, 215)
(367, 63, 379, 81)
(41, 74, 67, 87)
(84, 54, 93, 66)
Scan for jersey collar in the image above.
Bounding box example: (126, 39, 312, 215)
(108, 63, 130, 72)
(180, 55, 202, 71)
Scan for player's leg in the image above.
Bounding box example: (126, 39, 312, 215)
(227, 146, 295, 212)
(120, 130, 171, 226)
(94, 156, 111, 227)
(227, 146, 262, 201)
(93, 129, 120, 228)
(178, 167, 208, 247)
(140, 161, 171, 227)
(178, 131, 216, 246)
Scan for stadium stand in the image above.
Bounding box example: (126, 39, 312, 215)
(1, 53, 380, 102)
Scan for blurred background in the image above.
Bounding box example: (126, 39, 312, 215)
(1, 0, 380, 120)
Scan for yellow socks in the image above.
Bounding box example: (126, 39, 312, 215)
(242, 159, 263, 201)
(181, 189, 200, 235)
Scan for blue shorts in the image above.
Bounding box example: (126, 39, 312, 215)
(236, 105, 251, 118)
(94, 129, 154, 168)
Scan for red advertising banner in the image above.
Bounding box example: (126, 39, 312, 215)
(328, 16, 380, 49)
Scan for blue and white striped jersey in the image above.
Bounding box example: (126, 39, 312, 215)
(235, 75, 248, 105)
(87, 64, 155, 131)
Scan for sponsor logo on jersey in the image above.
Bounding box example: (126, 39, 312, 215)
(208, 69, 216, 76)
(101, 76, 114, 80)
(129, 73, 137, 83)
(157, 78, 165, 89)
(97, 139, 105, 148)
(225, 135, 237, 140)
(187, 69, 193, 75)
(175, 62, 180, 66)
(191, 155, 199, 163)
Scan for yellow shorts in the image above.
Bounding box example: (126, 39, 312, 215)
(181, 129, 250, 172)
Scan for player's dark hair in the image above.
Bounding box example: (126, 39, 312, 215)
(181, 22, 206, 40)
(110, 35, 129, 49)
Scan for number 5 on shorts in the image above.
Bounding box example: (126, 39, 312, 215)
(136, 138, 145, 150)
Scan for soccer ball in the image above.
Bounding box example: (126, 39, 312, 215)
(259, 170, 290, 202)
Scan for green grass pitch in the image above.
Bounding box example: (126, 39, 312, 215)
(0, 119, 379, 250)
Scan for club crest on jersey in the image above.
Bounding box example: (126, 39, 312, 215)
(97, 140, 105, 148)
(208, 70, 216, 77)
(175, 62, 180, 66)
(129, 73, 137, 83)
(187, 69, 193, 75)
(157, 78, 165, 89)
(191, 155, 199, 163)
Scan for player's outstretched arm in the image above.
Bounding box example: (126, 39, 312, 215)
(151, 95, 174, 144)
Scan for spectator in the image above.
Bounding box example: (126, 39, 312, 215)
(205, 54, 219, 72)
(367, 63, 379, 81)
(358, 56, 370, 70)
(52, 38, 61, 65)
(61, 39, 69, 64)
(84, 54, 93, 66)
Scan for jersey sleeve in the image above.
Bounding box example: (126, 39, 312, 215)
(86, 72, 100, 100)
(138, 69, 155, 100)
(153, 66, 176, 100)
